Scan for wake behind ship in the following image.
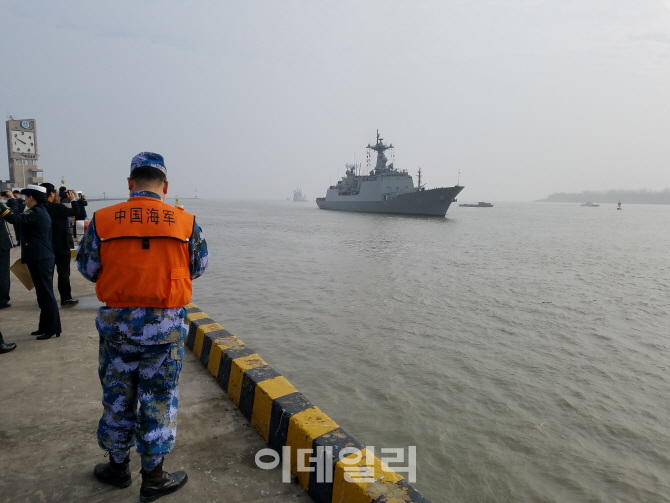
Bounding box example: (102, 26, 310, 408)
(316, 131, 463, 217)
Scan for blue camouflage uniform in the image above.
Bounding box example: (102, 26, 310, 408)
(77, 190, 208, 471)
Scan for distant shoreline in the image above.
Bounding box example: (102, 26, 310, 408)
(536, 189, 670, 204)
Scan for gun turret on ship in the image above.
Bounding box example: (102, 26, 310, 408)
(316, 131, 463, 216)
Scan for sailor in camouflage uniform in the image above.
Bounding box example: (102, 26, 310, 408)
(77, 152, 208, 502)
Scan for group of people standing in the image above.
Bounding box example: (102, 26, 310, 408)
(2, 152, 208, 501)
(0, 183, 88, 352)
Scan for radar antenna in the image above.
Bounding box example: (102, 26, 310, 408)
(366, 129, 393, 153)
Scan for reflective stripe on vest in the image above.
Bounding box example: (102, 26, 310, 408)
(94, 197, 195, 308)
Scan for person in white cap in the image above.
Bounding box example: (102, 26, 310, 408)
(1, 185, 62, 339)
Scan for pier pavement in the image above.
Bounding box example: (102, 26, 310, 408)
(0, 247, 309, 503)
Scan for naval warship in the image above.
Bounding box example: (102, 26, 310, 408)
(316, 131, 464, 217)
(293, 188, 308, 202)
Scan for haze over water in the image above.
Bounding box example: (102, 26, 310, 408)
(4, 1, 670, 202)
(94, 198, 670, 502)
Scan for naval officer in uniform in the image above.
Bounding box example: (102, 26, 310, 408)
(1, 185, 62, 339)
(0, 200, 11, 309)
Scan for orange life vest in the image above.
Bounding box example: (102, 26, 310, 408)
(94, 196, 195, 308)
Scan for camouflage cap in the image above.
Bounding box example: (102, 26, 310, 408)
(130, 152, 167, 176)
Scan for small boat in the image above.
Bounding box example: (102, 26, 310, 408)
(580, 202, 600, 207)
(459, 201, 493, 207)
(617, 201, 622, 210)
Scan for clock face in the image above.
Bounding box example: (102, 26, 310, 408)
(10, 130, 36, 154)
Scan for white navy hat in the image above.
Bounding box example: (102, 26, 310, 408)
(20, 184, 47, 198)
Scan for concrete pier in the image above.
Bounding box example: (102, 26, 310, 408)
(0, 247, 309, 503)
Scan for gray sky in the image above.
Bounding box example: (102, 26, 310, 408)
(2, 0, 670, 201)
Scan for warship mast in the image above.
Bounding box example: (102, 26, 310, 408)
(366, 130, 394, 174)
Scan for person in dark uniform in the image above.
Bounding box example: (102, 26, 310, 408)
(0, 185, 62, 340)
(41, 183, 79, 307)
(76, 194, 88, 220)
(11, 190, 24, 247)
(0, 210, 11, 309)
(73, 193, 88, 242)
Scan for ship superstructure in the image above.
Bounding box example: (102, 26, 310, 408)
(316, 131, 463, 216)
(293, 189, 308, 202)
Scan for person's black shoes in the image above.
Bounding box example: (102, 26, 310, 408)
(61, 299, 79, 307)
(94, 455, 132, 488)
(30, 328, 61, 340)
(140, 461, 188, 502)
(0, 343, 17, 354)
(93, 456, 187, 500)
(36, 333, 60, 340)
(0, 302, 11, 309)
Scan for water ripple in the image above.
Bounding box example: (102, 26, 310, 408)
(186, 200, 670, 503)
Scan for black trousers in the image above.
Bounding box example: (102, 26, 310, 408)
(27, 259, 61, 335)
(54, 254, 72, 302)
(0, 246, 9, 305)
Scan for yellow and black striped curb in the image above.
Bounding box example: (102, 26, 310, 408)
(185, 304, 430, 503)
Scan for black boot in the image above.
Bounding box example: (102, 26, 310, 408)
(93, 454, 132, 488)
(140, 460, 188, 502)
(0, 343, 17, 354)
(0, 332, 16, 354)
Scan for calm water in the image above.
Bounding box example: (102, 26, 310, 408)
(93, 198, 670, 502)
